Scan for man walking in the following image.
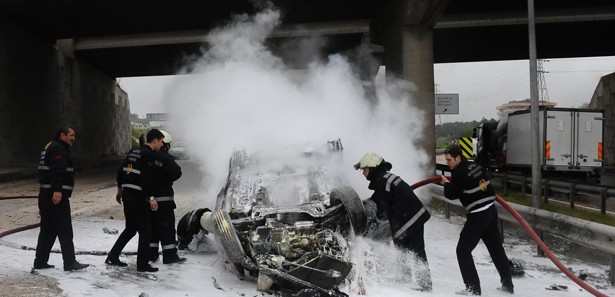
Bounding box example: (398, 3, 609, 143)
(105, 129, 163, 272)
(441, 144, 514, 295)
(34, 126, 89, 271)
(141, 130, 185, 264)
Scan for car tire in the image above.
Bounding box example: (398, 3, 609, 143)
(211, 210, 246, 263)
(330, 186, 368, 236)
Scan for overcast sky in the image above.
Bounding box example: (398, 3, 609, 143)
(118, 55, 615, 124)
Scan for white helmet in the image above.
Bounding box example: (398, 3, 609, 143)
(353, 152, 383, 170)
(159, 130, 172, 143)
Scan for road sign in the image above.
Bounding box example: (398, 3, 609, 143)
(435, 93, 459, 114)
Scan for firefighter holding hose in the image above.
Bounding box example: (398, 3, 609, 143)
(355, 152, 432, 292)
(441, 144, 514, 295)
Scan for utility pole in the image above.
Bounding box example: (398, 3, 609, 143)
(528, 0, 542, 209)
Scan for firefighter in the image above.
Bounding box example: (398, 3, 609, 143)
(354, 152, 432, 291)
(176, 208, 211, 250)
(441, 144, 514, 295)
(141, 129, 186, 264)
(105, 129, 164, 272)
(33, 126, 89, 271)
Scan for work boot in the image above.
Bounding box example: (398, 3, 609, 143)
(137, 264, 159, 272)
(497, 285, 514, 294)
(455, 285, 481, 296)
(163, 254, 187, 264)
(64, 261, 89, 271)
(33, 261, 55, 269)
(455, 289, 480, 296)
(105, 257, 128, 267)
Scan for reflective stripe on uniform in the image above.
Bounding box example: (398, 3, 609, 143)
(463, 180, 490, 194)
(40, 184, 74, 190)
(469, 202, 494, 214)
(123, 167, 141, 174)
(162, 243, 176, 250)
(394, 207, 427, 239)
(121, 183, 143, 191)
(465, 196, 496, 212)
(383, 173, 398, 192)
(38, 165, 73, 172)
(149, 243, 159, 248)
(153, 196, 174, 202)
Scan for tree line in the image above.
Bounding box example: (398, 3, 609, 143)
(436, 118, 497, 148)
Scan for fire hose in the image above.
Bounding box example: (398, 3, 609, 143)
(410, 176, 608, 297)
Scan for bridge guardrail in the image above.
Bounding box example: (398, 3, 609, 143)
(436, 162, 615, 214)
(488, 172, 615, 214)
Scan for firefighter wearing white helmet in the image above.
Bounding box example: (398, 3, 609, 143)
(159, 130, 172, 152)
(140, 129, 186, 264)
(353, 152, 383, 170)
(355, 152, 432, 291)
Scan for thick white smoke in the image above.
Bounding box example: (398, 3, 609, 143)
(162, 8, 430, 204)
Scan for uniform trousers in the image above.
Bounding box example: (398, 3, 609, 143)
(456, 205, 513, 294)
(107, 190, 152, 268)
(393, 224, 432, 290)
(150, 203, 178, 259)
(34, 189, 76, 266)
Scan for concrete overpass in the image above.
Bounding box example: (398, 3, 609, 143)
(3, 0, 615, 77)
(2, 0, 615, 170)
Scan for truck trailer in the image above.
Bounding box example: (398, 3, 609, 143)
(475, 107, 604, 175)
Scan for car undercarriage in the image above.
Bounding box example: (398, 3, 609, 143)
(191, 140, 368, 296)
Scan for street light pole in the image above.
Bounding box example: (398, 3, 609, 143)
(528, 0, 542, 210)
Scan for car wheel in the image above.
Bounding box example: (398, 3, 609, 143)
(211, 210, 246, 263)
(330, 186, 368, 236)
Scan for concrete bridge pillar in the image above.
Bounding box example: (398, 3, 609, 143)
(371, 0, 449, 175)
(0, 19, 131, 168)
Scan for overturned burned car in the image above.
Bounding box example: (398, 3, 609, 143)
(192, 140, 368, 296)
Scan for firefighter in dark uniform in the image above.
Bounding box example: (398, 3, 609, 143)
(176, 208, 211, 250)
(105, 129, 164, 272)
(354, 152, 432, 291)
(34, 126, 89, 271)
(441, 144, 514, 295)
(141, 130, 185, 264)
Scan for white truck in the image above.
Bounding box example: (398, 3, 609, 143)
(505, 107, 604, 173)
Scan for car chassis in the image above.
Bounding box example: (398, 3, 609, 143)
(199, 140, 368, 296)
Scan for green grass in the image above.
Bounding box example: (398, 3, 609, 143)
(132, 128, 148, 139)
(499, 193, 615, 227)
(131, 128, 147, 149)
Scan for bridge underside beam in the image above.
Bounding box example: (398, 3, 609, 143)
(435, 20, 615, 63)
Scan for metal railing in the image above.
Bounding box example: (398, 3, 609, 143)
(435, 163, 615, 214)
(491, 172, 615, 214)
